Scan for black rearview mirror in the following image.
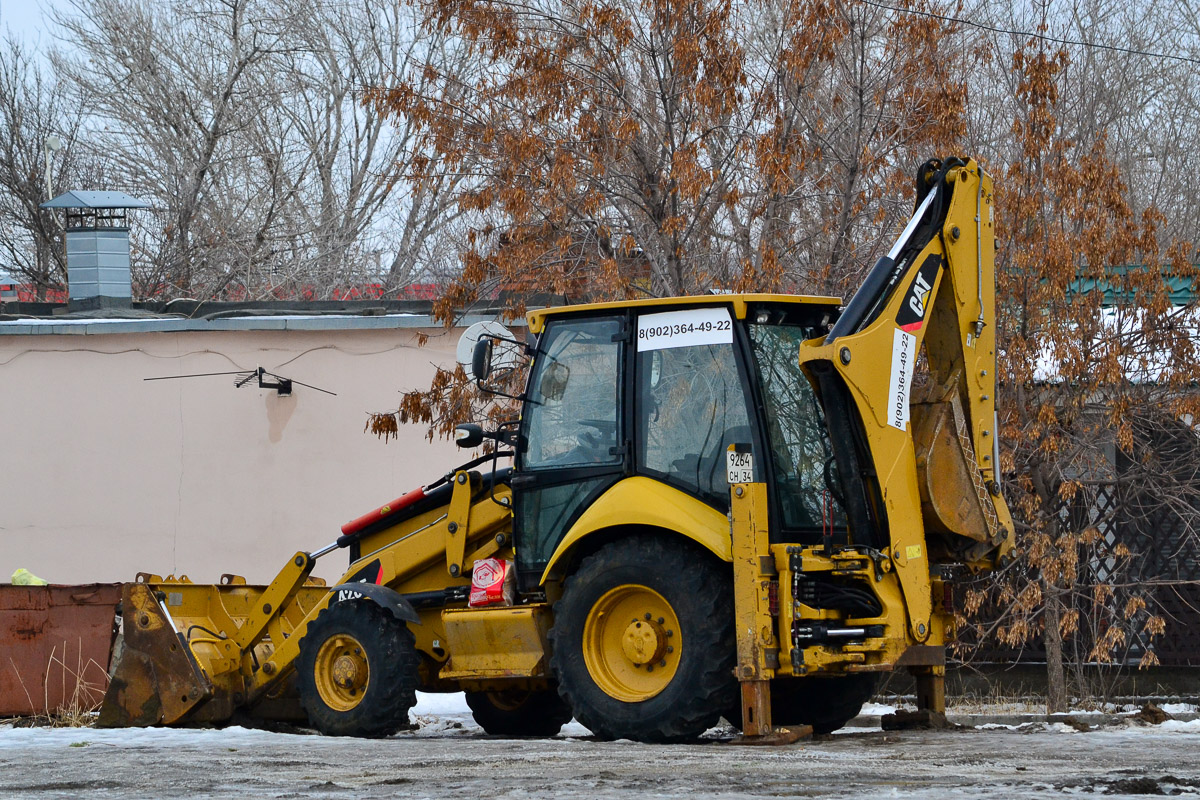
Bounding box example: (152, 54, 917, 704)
(472, 338, 493, 383)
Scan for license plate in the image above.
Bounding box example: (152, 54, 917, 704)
(726, 449, 753, 484)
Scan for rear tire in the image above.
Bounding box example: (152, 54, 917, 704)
(550, 535, 737, 742)
(771, 674, 878, 734)
(465, 688, 573, 736)
(296, 599, 420, 737)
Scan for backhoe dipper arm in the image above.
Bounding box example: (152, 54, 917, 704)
(799, 157, 1015, 640)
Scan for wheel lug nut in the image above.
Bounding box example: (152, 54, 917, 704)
(667, 630, 674, 637)
(646, 665, 653, 672)
(659, 659, 666, 667)
(657, 617, 664, 624)
(667, 646, 674, 653)
(644, 613, 652, 621)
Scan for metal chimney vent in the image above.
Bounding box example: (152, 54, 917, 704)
(41, 191, 150, 311)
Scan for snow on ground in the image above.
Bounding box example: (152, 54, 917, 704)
(408, 689, 473, 734)
(0, 723, 300, 750)
(1160, 719, 1200, 732)
(0, 692, 593, 748)
(4, 696, 1200, 800)
(411, 690, 471, 716)
(2, 693, 1198, 751)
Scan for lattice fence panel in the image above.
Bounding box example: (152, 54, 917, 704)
(956, 481, 1200, 667)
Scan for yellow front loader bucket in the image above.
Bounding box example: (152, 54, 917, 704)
(98, 582, 213, 726)
(98, 570, 328, 727)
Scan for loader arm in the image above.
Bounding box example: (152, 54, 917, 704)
(99, 465, 514, 727)
(799, 157, 1014, 641)
(244, 470, 513, 700)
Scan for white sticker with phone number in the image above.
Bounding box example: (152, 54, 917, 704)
(637, 307, 734, 351)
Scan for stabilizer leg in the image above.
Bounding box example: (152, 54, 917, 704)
(729, 481, 811, 746)
(911, 665, 946, 714)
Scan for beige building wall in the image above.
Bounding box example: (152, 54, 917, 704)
(0, 320, 476, 585)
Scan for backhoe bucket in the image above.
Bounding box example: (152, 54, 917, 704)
(97, 582, 213, 727)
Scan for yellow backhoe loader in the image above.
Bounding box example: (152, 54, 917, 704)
(99, 157, 1013, 741)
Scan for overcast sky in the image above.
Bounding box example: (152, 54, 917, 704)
(0, 0, 54, 43)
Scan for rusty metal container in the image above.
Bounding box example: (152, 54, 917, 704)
(0, 584, 121, 716)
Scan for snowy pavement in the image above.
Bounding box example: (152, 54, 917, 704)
(2, 694, 1199, 799)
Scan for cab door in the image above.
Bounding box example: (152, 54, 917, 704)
(633, 305, 754, 513)
(512, 315, 626, 589)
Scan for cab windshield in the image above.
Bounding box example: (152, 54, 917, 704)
(520, 317, 622, 470)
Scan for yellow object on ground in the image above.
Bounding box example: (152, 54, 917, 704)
(11, 568, 48, 585)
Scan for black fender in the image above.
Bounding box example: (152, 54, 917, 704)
(328, 582, 420, 625)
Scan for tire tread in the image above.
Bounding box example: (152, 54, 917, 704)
(296, 599, 421, 737)
(550, 535, 737, 742)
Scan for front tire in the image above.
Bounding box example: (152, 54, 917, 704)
(465, 688, 573, 736)
(296, 599, 420, 737)
(550, 535, 737, 742)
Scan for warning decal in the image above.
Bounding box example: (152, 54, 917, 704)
(888, 328, 916, 430)
(894, 254, 943, 333)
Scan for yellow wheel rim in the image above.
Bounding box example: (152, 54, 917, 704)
(582, 584, 681, 703)
(486, 690, 529, 712)
(313, 633, 370, 712)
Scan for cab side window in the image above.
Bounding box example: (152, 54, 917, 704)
(747, 323, 847, 533)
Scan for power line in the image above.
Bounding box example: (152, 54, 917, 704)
(856, 0, 1200, 67)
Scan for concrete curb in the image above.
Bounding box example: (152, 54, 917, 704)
(845, 711, 1200, 729)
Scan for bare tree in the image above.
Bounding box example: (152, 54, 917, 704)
(50, 0, 469, 300)
(962, 0, 1200, 246)
(0, 35, 94, 297)
(268, 0, 471, 295)
(734, 0, 973, 296)
(52, 0, 294, 295)
(375, 0, 969, 319)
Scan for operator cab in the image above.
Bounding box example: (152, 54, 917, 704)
(469, 295, 853, 590)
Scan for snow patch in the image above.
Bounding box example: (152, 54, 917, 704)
(1158, 719, 1200, 733)
(0, 313, 420, 326)
(0, 724, 309, 750)
(412, 690, 470, 716)
(560, 721, 591, 737)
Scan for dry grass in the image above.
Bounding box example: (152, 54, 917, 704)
(6, 639, 108, 728)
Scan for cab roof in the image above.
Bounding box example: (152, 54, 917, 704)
(526, 293, 842, 333)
